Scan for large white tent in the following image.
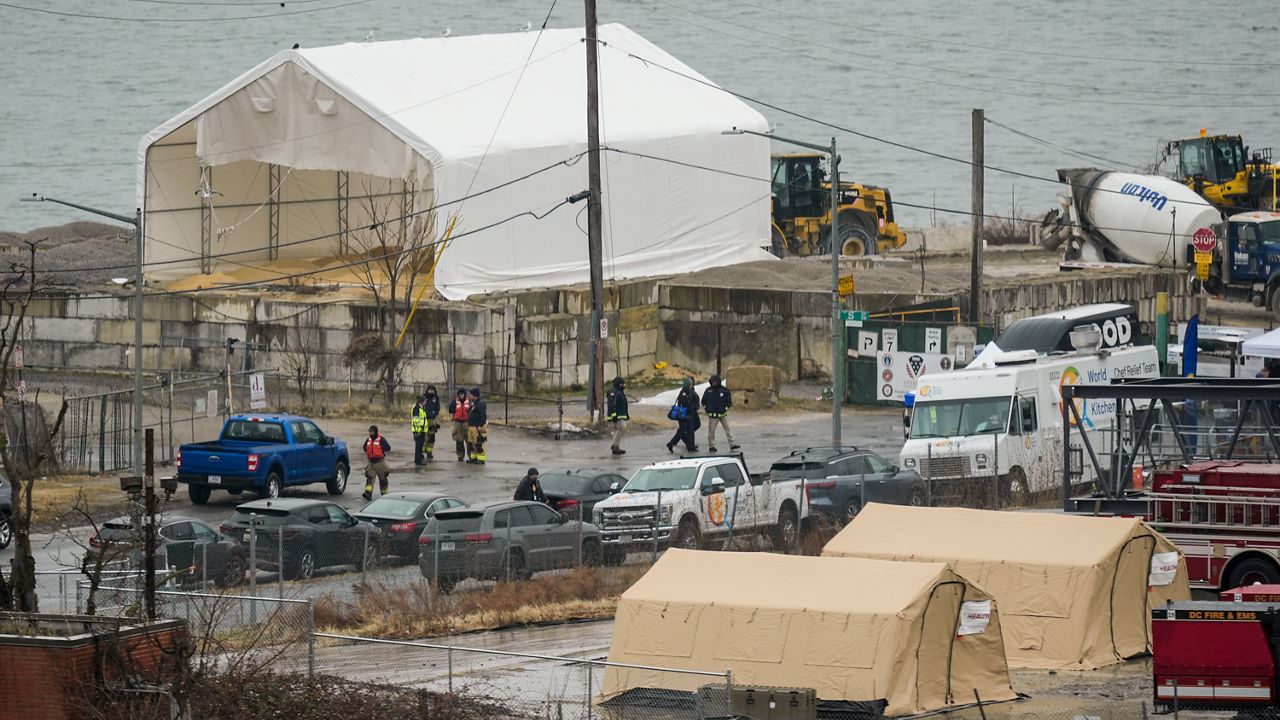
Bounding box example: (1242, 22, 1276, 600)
(1243, 327, 1280, 359)
(137, 25, 774, 299)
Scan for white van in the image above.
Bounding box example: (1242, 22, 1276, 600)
(900, 344, 1160, 502)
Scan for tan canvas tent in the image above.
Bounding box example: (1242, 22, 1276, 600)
(602, 550, 1015, 716)
(823, 504, 1190, 670)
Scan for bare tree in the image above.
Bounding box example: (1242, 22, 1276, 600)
(0, 240, 64, 612)
(280, 312, 320, 408)
(339, 180, 439, 407)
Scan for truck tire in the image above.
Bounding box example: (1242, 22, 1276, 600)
(772, 506, 799, 552)
(327, 462, 348, 496)
(583, 539, 602, 567)
(188, 484, 211, 505)
(844, 499, 862, 524)
(1004, 467, 1031, 508)
(1227, 557, 1280, 588)
(217, 554, 245, 588)
(226, 488, 243, 496)
(837, 223, 875, 257)
(674, 517, 702, 550)
(0, 512, 11, 550)
(1269, 284, 1280, 318)
(502, 549, 530, 582)
(261, 472, 282, 500)
(436, 576, 458, 594)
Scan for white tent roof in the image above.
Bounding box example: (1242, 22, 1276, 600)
(1243, 327, 1280, 359)
(138, 24, 774, 298)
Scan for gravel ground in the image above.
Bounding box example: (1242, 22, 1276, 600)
(0, 220, 133, 289)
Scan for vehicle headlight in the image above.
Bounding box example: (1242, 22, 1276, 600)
(660, 505, 674, 524)
(903, 457, 916, 468)
(593, 508, 604, 525)
(975, 453, 989, 466)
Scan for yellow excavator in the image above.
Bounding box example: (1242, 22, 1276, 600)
(769, 152, 907, 257)
(1164, 130, 1279, 212)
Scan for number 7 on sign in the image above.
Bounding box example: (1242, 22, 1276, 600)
(882, 329, 898, 353)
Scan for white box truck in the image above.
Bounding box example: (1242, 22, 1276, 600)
(900, 344, 1160, 503)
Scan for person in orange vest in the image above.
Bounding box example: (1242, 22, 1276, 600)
(362, 425, 392, 501)
(447, 388, 471, 462)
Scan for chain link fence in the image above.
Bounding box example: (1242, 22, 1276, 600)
(309, 632, 730, 720)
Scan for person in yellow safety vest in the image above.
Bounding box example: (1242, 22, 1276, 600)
(466, 387, 488, 464)
(362, 425, 392, 501)
(606, 376, 629, 456)
(411, 394, 429, 466)
(448, 388, 470, 461)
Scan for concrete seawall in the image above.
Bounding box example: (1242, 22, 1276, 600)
(19, 264, 1201, 393)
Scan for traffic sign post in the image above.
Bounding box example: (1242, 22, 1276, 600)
(1192, 227, 1217, 282)
(838, 275, 855, 297)
(840, 310, 869, 327)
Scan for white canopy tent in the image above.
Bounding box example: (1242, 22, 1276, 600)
(1242, 327, 1280, 359)
(137, 24, 774, 299)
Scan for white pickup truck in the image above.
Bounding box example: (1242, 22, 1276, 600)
(592, 455, 807, 564)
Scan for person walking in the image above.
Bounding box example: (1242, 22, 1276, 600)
(666, 376, 701, 453)
(448, 388, 470, 462)
(513, 467, 547, 503)
(362, 425, 392, 501)
(410, 393, 429, 466)
(422, 384, 442, 460)
(701, 374, 740, 452)
(606, 376, 629, 455)
(466, 387, 488, 464)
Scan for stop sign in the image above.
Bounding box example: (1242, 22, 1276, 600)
(1192, 227, 1218, 253)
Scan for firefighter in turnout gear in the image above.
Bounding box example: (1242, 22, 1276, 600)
(606, 376, 629, 455)
(467, 387, 488, 464)
(448, 388, 470, 461)
(421, 384, 441, 461)
(362, 425, 392, 501)
(701, 374, 739, 452)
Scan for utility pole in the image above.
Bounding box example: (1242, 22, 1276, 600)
(143, 428, 156, 621)
(584, 0, 606, 418)
(829, 138, 842, 447)
(970, 108, 985, 324)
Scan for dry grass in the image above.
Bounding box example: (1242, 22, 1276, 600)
(27, 474, 128, 531)
(315, 564, 649, 639)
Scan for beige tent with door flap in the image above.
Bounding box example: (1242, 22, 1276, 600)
(602, 549, 1016, 717)
(822, 504, 1190, 670)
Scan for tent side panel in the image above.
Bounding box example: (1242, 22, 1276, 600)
(949, 587, 1017, 707)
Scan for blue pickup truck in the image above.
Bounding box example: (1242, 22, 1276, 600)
(177, 415, 350, 505)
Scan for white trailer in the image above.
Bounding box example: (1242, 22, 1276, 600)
(900, 344, 1160, 502)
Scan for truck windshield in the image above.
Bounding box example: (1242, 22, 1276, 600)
(623, 467, 699, 493)
(911, 396, 1011, 438)
(1258, 221, 1280, 244)
(221, 420, 287, 443)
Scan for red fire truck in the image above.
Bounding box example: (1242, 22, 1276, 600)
(1148, 461, 1280, 590)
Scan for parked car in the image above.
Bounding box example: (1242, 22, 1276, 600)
(353, 491, 465, 561)
(593, 454, 808, 564)
(87, 514, 245, 587)
(770, 446, 926, 525)
(177, 414, 350, 504)
(538, 469, 627, 521)
(219, 498, 374, 580)
(417, 501, 602, 592)
(0, 472, 11, 550)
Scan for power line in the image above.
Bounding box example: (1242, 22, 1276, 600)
(644, 0, 1278, 99)
(605, 44, 1219, 209)
(726, 0, 1280, 69)
(20, 152, 588, 276)
(0, 0, 373, 21)
(984, 116, 1140, 171)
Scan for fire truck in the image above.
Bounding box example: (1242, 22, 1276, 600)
(1148, 462, 1280, 591)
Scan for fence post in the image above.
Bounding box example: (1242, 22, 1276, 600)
(278, 528, 285, 600)
(586, 662, 593, 720)
(447, 643, 454, 693)
(652, 489, 662, 563)
(926, 443, 933, 507)
(724, 668, 733, 718)
(98, 394, 107, 473)
(361, 523, 371, 586)
(556, 344, 564, 441)
(76, 579, 83, 614)
(307, 600, 315, 677)
(433, 521, 440, 592)
(202, 542, 208, 589)
(248, 513, 258, 625)
(992, 431, 999, 509)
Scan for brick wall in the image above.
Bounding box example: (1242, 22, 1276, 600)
(0, 614, 187, 720)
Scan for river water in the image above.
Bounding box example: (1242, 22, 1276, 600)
(3, 0, 1279, 233)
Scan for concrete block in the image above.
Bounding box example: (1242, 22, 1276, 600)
(661, 284, 731, 312)
(616, 278, 661, 308)
(194, 297, 255, 323)
(737, 389, 778, 410)
(138, 296, 194, 322)
(96, 319, 161, 345)
(72, 297, 128, 319)
(618, 305, 658, 333)
(447, 308, 485, 336)
(318, 303, 356, 330)
(725, 365, 781, 393)
(24, 297, 69, 318)
(619, 328, 658, 359)
(407, 306, 451, 335)
(31, 317, 96, 343)
(67, 343, 125, 369)
(19, 340, 62, 367)
(322, 329, 352, 354)
(258, 301, 319, 324)
(790, 291, 829, 318)
(729, 287, 791, 316)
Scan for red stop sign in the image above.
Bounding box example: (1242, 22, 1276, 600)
(1192, 227, 1218, 253)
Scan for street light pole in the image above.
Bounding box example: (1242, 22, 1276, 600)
(21, 195, 144, 475)
(722, 129, 843, 445)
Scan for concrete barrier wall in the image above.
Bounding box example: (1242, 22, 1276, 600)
(20, 267, 1202, 392)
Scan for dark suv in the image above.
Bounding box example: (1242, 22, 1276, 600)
(770, 446, 925, 525)
(87, 515, 245, 587)
(417, 501, 602, 592)
(219, 498, 374, 580)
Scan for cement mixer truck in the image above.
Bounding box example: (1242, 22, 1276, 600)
(1041, 168, 1280, 316)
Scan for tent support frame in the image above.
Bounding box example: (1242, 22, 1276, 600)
(337, 170, 350, 254)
